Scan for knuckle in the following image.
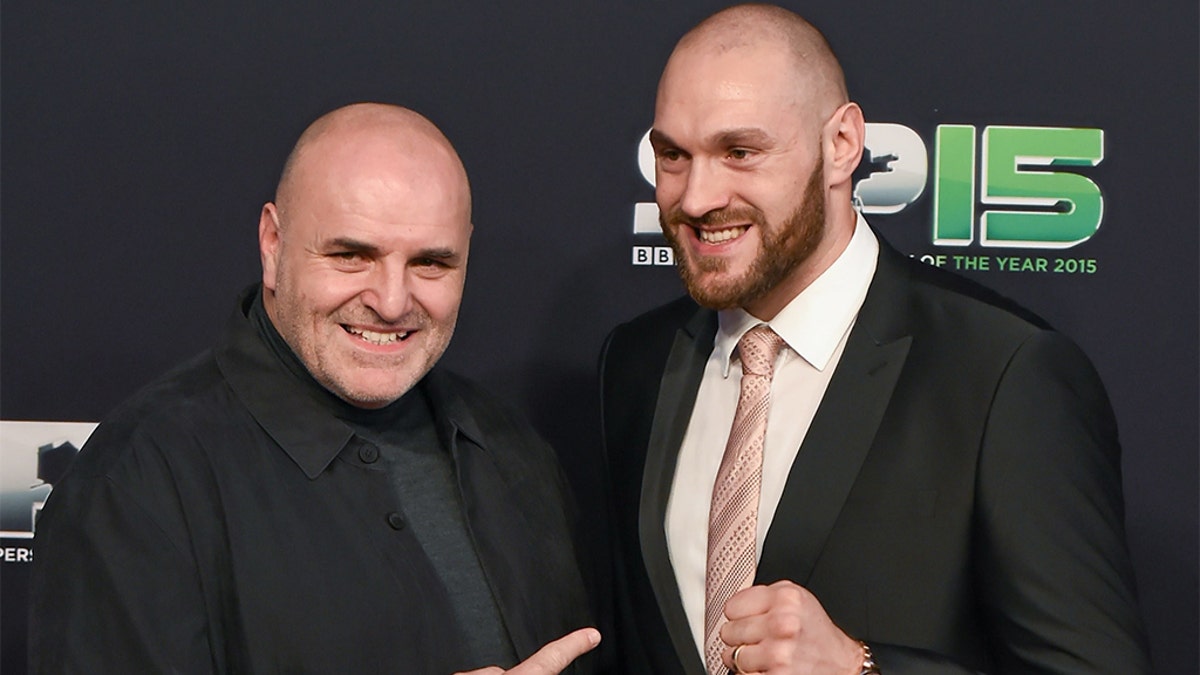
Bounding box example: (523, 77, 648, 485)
(764, 641, 793, 669)
(538, 649, 570, 671)
(777, 582, 814, 607)
(767, 608, 803, 638)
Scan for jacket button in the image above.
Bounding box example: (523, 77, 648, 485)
(358, 444, 379, 463)
(386, 512, 406, 530)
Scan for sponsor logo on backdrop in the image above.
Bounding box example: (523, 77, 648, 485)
(631, 123, 1105, 275)
(0, 421, 96, 563)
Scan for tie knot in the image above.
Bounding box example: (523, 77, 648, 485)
(737, 325, 785, 377)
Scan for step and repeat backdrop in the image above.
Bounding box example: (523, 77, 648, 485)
(2, 2, 1196, 672)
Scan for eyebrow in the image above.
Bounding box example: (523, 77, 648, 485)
(326, 237, 383, 256)
(712, 127, 774, 148)
(414, 247, 460, 261)
(649, 127, 775, 150)
(327, 238, 462, 262)
(648, 129, 676, 148)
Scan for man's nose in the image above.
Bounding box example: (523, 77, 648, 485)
(675, 160, 731, 219)
(361, 262, 412, 323)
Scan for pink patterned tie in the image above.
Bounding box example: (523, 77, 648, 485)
(704, 325, 786, 675)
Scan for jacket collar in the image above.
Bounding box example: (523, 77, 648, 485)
(214, 286, 486, 479)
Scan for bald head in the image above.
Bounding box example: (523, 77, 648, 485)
(664, 3, 847, 123)
(275, 103, 471, 224)
(258, 102, 474, 408)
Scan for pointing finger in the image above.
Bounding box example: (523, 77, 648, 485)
(508, 627, 601, 675)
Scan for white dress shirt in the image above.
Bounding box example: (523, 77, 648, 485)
(664, 214, 879, 655)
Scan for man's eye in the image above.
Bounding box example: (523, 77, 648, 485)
(657, 149, 682, 162)
(331, 251, 365, 263)
(728, 148, 752, 160)
(412, 258, 454, 277)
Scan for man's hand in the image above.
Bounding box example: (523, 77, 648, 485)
(718, 581, 861, 674)
(454, 627, 601, 675)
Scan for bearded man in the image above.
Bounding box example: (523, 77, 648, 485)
(599, 5, 1150, 674)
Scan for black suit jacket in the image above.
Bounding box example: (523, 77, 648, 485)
(599, 238, 1150, 674)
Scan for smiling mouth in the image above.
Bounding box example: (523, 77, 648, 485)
(696, 225, 748, 244)
(344, 326, 411, 345)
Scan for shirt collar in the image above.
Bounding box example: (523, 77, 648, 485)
(715, 212, 879, 375)
(215, 286, 486, 479)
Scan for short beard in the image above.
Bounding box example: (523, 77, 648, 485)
(661, 162, 826, 310)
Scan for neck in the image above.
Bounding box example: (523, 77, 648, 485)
(248, 288, 412, 422)
(744, 204, 858, 320)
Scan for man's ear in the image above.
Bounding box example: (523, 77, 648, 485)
(259, 203, 282, 291)
(824, 102, 865, 187)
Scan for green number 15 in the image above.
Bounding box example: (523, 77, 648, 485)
(934, 125, 1104, 249)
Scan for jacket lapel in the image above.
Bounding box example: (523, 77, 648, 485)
(757, 242, 914, 586)
(640, 308, 715, 675)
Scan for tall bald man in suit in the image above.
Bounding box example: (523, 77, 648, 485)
(600, 5, 1151, 674)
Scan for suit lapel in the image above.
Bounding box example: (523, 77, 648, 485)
(757, 241, 914, 586)
(640, 308, 715, 675)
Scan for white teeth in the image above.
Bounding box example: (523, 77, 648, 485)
(698, 226, 747, 244)
(347, 327, 410, 345)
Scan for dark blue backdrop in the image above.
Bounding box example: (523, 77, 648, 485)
(3, 2, 1196, 672)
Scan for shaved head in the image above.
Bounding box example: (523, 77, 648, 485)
(275, 103, 471, 224)
(666, 3, 848, 124)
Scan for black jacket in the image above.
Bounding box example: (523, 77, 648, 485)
(30, 289, 593, 674)
(600, 238, 1150, 674)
